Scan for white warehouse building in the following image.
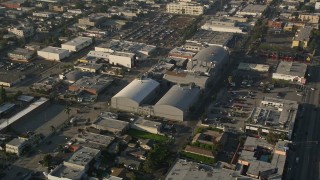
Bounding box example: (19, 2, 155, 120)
(87, 51, 136, 68)
(111, 78, 160, 112)
(154, 85, 200, 121)
(37, 46, 70, 61)
(61, 36, 92, 52)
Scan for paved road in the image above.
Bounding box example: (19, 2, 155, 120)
(286, 65, 320, 180)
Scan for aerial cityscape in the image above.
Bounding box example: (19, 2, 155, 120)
(0, 0, 319, 179)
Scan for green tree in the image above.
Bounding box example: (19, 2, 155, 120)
(0, 86, 7, 103)
(143, 144, 172, 173)
(43, 154, 52, 167)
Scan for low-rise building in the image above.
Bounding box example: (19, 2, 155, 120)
(8, 25, 34, 38)
(272, 61, 307, 84)
(291, 26, 313, 49)
(37, 46, 70, 61)
(246, 97, 298, 140)
(64, 146, 101, 170)
(0, 103, 15, 117)
(5, 137, 28, 156)
(73, 132, 115, 150)
(238, 137, 287, 179)
(186, 30, 234, 48)
(299, 14, 319, 24)
(201, 19, 245, 34)
(92, 114, 129, 135)
(236, 4, 267, 17)
(61, 37, 93, 52)
(131, 118, 162, 134)
(7, 48, 35, 62)
(74, 63, 102, 73)
(68, 75, 113, 95)
(32, 11, 56, 18)
(48, 163, 85, 180)
(168, 47, 196, 60)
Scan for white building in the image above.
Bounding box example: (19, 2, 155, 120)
(37, 46, 70, 61)
(316, 2, 320, 10)
(32, 11, 55, 18)
(61, 37, 93, 52)
(131, 118, 162, 134)
(236, 4, 267, 17)
(8, 25, 34, 38)
(272, 61, 307, 84)
(166, 2, 205, 15)
(111, 78, 160, 112)
(87, 51, 136, 68)
(6, 138, 28, 156)
(201, 20, 245, 34)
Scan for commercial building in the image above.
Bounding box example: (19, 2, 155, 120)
(8, 25, 34, 38)
(238, 137, 287, 179)
(95, 40, 156, 56)
(131, 118, 162, 134)
(59, 71, 91, 84)
(92, 117, 129, 135)
(87, 51, 136, 68)
(291, 26, 313, 49)
(7, 48, 35, 62)
(73, 132, 115, 149)
(168, 47, 196, 60)
(64, 146, 101, 170)
(5, 137, 28, 156)
(111, 78, 160, 112)
(238, 63, 270, 72)
(165, 159, 246, 180)
(32, 11, 56, 18)
(74, 63, 103, 73)
(154, 85, 200, 121)
(236, 4, 267, 17)
(166, 2, 205, 16)
(61, 37, 93, 52)
(78, 14, 107, 27)
(186, 30, 234, 48)
(0, 74, 26, 87)
(1, 0, 26, 9)
(246, 97, 298, 140)
(37, 46, 70, 61)
(272, 61, 307, 84)
(68, 75, 113, 95)
(201, 20, 245, 34)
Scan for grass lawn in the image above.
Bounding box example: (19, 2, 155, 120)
(180, 151, 215, 164)
(126, 129, 168, 142)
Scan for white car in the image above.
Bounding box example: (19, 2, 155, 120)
(311, 88, 316, 91)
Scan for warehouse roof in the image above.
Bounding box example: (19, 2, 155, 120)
(113, 78, 160, 105)
(65, 146, 100, 167)
(6, 138, 26, 147)
(63, 36, 92, 46)
(0, 103, 15, 115)
(275, 61, 307, 77)
(192, 46, 228, 63)
(155, 85, 200, 112)
(133, 118, 162, 129)
(49, 164, 84, 180)
(293, 26, 313, 41)
(39, 46, 69, 54)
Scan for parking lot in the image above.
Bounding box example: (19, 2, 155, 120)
(121, 13, 196, 48)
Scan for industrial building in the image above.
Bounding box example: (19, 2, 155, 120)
(246, 97, 298, 140)
(111, 78, 160, 112)
(186, 30, 234, 48)
(201, 19, 246, 34)
(87, 51, 136, 68)
(236, 4, 268, 17)
(0, 103, 15, 117)
(131, 118, 162, 134)
(272, 61, 307, 84)
(168, 47, 196, 60)
(72, 132, 115, 150)
(64, 146, 100, 171)
(61, 37, 93, 52)
(166, 1, 205, 15)
(48, 163, 85, 180)
(154, 85, 200, 121)
(92, 117, 129, 135)
(7, 48, 35, 62)
(59, 71, 92, 84)
(37, 46, 70, 61)
(238, 137, 287, 179)
(68, 75, 113, 95)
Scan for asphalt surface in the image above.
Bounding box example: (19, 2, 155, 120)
(286, 65, 320, 180)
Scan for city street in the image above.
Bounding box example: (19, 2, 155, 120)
(286, 65, 320, 180)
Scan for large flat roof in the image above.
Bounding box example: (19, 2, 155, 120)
(113, 78, 160, 105)
(50, 164, 84, 179)
(63, 36, 92, 46)
(93, 117, 129, 131)
(241, 4, 267, 13)
(186, 30, 233, 47)
(275, 61, 307, 77)
(6, 138, 26, 147)
(293, 26, 313, 41)
(65, 146, 100, 167)
(133, 118, 162, 129)
(0, 103, 15, 115)
(74, 132, 115, 147)
(165, 159, 245, 180)
(39, 46, 69, 54)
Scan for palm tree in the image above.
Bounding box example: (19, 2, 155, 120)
(64, 104, 71, 120)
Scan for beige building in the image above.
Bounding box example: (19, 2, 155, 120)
(299, 14, 319, 24)
(6, 138, 28, 156)
(291, 26, 313, 49)
(8, 48, 35, 62)
(166, 2, 205, 15)
(8, 25, 34, 38)
(61, 37, 92, 52)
